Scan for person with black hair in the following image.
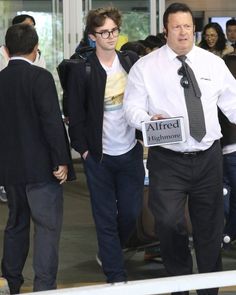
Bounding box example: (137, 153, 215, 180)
(0, 14, 46, 204)
(124, 3, 236, 295)
(0, 13, 46, 71)
(139, 33, 166, 54)
(199, 22, 233, 58)
(226, 18, 236, 47)
(0, 23, 75, 294)
(120, 41, 146, 56)
(12, 14, 36, 26)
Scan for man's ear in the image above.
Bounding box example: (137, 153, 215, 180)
(163, 28, 168, 38)
(31, 44, 39, 62)
(32, 44, 38, 55)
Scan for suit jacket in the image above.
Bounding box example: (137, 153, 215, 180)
(0, 59, 75, 185)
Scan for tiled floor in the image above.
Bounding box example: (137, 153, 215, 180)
(0, 160, 235, 294)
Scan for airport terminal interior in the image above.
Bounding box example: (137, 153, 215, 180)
(0, 159, 236, 294)
(0, 0, 236, 294)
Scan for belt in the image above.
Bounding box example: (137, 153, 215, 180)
(151, 141, 218, 158)
(182, 151, 201, 157)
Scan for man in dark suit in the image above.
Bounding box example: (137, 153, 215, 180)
(0, 24, 75, 294)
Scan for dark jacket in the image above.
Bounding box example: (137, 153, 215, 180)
(0, 60, 75, 185)
(67, 50, 139, 162)
(219, 54, 236, 147)
(219, 109, 236, 147)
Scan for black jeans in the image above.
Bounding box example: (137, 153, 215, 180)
(223, 151, 236, 240)
(83, 142, 144, 283)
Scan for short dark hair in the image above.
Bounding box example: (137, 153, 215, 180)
(12, 14, 36, 26)
(226, 18, 236, 28)
(163, 2, 194, 31)
(86, 7, 122, 34)
(5, 24, 38, 56)
(141, 34, 166, 50)
(120, 41, 146, 56)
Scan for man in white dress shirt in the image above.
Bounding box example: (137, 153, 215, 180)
(124, 3, 236, 295)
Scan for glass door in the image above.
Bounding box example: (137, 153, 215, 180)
(0, 0, 165, 104)
(82, 0, 164, 48)
(0, 0, 63, 98)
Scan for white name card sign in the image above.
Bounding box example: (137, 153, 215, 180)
(141, 117, 186, 147)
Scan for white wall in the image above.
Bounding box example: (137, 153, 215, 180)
(166, 0, 236, 25)
(166, 0, 236, 11)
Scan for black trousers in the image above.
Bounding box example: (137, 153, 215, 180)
(1, 182, 63, 294)
(147, 141, 224, 295)
(83, 142, 144, 283)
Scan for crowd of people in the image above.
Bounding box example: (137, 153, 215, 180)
(0, 3, 236, 295)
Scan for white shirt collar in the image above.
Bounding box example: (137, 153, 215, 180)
(10, 56, 33, 64)
(165, 43, 196, 65)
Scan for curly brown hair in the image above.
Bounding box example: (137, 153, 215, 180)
(86, 7, 122, 35)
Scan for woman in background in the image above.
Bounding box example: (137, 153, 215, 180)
(199, 22, 233, 58)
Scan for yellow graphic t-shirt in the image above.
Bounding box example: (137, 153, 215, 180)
(104, 71, 126, 111)
(102, 55, 136, 155)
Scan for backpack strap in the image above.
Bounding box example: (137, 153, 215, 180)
(121, 51, 133, 72)
(70, 47, 93, 84)
(85, 61, 91, 83)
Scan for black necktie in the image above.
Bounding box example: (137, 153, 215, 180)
(177, 55, 206, 142)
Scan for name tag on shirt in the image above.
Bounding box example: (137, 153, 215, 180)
(141, 117, 186, 147)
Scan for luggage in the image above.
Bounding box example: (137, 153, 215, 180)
(124, 155, 159, 251)
(125, 169, 192, 254)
